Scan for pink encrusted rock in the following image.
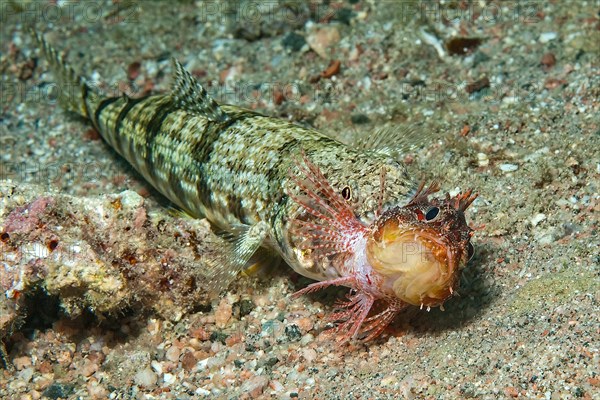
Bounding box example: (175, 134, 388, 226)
(0, 181, 219, 340)
(1, 196, 53, 234)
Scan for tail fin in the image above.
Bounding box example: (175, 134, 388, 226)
(30, 29, 97, 119)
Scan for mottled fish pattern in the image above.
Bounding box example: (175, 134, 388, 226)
(32, 31, 415, 285)
(32, 31, 477, 342)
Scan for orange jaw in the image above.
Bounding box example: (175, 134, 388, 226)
(363, 183, 477, 311)
(367, 218, 459, 308)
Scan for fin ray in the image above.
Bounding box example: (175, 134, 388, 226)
(30, 29, 98, 118)
(352, 124, 426, 161)
(170, 58, 230, 122)
(205, 221, 269, 295)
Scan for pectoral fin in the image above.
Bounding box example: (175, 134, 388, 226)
(205, 221, 270, 295)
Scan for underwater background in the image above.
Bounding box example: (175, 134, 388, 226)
(1, 1, 598, 398)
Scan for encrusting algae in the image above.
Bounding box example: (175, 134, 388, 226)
(20, 30, 478, 343)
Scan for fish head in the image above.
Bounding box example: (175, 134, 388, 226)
(366, 183, 478, 308)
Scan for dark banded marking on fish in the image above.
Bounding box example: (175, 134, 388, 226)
(29, 31, 482, 345)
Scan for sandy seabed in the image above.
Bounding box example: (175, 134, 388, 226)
(1, 1, 598, 399)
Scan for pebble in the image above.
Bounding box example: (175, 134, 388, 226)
(240, 375, 269, 398)
(181, 351, 197, 371)
(18, 367, 34, 383)
(282, 32, 307, 52)
(80, 358, 98, 377)
(306, 26, 341, 59)
(195, 387, 211, 396)
(269, 380, 284, 392)
(530, 213, 546, 227)
(215, 297, 233, 328)
(499, 163, 519, 172)
(539, 32, 558, 43)
(541, 52, 556, 68)
(300, 333, 314, 346)
(134, 367, 157, 387)
(165, 345, 181, 363)
(42, 383, 75, 400)
(151, 360, 163, 375)
(477, 153, 489, 167)
(86, 380, 107, 398)
(285, 324, 302, 342)
(534, 227, 561, 245)
(13, 356, 32, 370)
(302, 348, 317, 363)
(163, 372, 176, 385)
(380, 374, 398, 387)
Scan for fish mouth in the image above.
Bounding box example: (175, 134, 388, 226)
(366, 224, 460, 307)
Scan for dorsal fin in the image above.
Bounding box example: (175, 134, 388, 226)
(352, 124, 428, 161)
(170, 58, 230, 122)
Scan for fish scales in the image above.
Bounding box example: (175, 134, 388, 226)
(33, 31, 477, 343)
(90, 92, 411, 230)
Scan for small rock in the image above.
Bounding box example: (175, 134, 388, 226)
(534, 227, 562, 245)
(215, 297, 233, 328)
(351, 113, 371, 124)
(499, 163, 519, 172)
(477, 153, 489, 167)
(269, 380, 284, 392)
(295, 317, 314, 333)
(181, 352, 197, 371)
(285, 324, 302, 342)
(134, 367, 157, 388)
(381, 375, 398, 387)
(541, 52, 556, 68)
(530, 213, 546, 227)
(258, 356, 279, 369)
(465, 76, 490, 94)
(165, 345, 181, 363)
(195, 387, 211, 396)
(333, 7, 355, 25)
(42, 383, 75, 400)
(302, 348, 317, 363)
(282, 32, 306, 52)
(18, 367, 34, 383)
(321, 60, 341, 79)
(151, 360, 163, 375)
(539, 32, 557, 43)
(233, 299, 255, 318)
(87, 380, 108, 398)
(163, 373, 176, 385)
(300, 333, 314, 346)
(80, 358, 98, 377)
(13, 356, 32, 370)
(306, 26, 341, 59)
(445, 37, 483, 55)
(210, 330, 229, 344)
(240, 375, 269, 399)
(127, 61, 142, 80)
(460, 125, 471, 137)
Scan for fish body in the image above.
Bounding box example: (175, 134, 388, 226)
(33, 31, 477, 342)
(79, 68, 414, 284)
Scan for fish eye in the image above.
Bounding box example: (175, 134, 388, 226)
(341, 186, 352, 200)
(467, 242, 475, 261)
(425, 207, 439, 221)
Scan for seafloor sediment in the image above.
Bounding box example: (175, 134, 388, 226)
(1, 1, 598, 399)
